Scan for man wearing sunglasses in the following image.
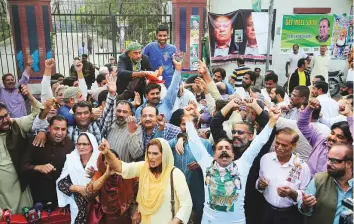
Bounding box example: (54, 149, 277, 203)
(297, 98, 353, 177)
(299, 143, 353, 224)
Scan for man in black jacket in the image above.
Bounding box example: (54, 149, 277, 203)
(287, 58, 311, 95)
(117, 42, 154, 101)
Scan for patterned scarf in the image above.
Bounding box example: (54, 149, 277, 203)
(131, 58, 142, 72)
(205, 160, 241, 212)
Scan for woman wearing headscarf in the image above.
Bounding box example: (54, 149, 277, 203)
(86, 150, 137, 224)
(98, 138, 192, 224)
(56, 132, 100, 224)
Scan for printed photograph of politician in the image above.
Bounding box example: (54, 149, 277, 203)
(208, 9, 274, 64)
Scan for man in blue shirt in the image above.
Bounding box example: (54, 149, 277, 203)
(143, 25, 177, 88)
(135, 57, 182, 122)
(298, 143, 353, 224)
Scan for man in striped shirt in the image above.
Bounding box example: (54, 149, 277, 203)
(233, 58, 250, 88)
(106, 100, 145, 162)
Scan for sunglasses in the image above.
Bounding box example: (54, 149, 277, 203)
(231, 130, 249, 135)
(328, 157, 347, 164)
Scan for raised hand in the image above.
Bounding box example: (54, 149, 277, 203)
(184, 104, 196, 119)
(339, 101, 353, 117)
(91, 108, 103, 120)
(195, 77, 207, 93)
(126, 116, 138, 134)
(43, 98, 57, 111)
(106, 74, 117, 94)
(45, 58, 55, 69)
(98, 138, 110, 154)
(133, 92, 141, 107)
(157, 114, 166, 131)
(173, 52, 185, 71)
(243, 97, 258, 109)
(20, 85, 30, 96)
(268, 106, 281, 126)
(74, 60, 83, 73)
(197, 59, 208, 75)
(308, 98, 321, 110)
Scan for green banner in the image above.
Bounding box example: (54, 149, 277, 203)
(280, 15, 335, 54)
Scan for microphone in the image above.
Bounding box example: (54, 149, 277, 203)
(34, 202, 43, 219)
(3, 209, 11, 224)
(22, 207, 30, 218)
(27, 208, 39, 223)
(46, 202, 53, 216)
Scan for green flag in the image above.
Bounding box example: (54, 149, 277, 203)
(252, 0, 262, 12)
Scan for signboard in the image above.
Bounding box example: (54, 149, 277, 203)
(208, 10, 275, 65)
(280, 14, 335, 54)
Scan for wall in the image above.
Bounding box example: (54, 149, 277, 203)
(209, 0, 352, 85)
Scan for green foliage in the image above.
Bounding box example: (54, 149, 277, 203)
(76, 0, 170, 46)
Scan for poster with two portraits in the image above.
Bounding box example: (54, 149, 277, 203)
(208, 10, 275, 65)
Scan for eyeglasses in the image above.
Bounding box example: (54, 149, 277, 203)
(77, 143, 91, 147)
(328, 157, 347, 164)
(0, 113, 9, 122)
(231, 130, 249, 135)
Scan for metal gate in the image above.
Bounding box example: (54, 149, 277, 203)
(51, 0, 172, 76)
(0, 0, 17, 76)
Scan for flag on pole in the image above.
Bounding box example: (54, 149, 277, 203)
(252, 0, 262, 12)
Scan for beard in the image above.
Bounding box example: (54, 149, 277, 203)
(233, 137, 249, 148)
(327, 167, 346, 178)
(242, 82, 251, 89)
(116, 117, 126, 126)
(340, 90, 349, 96)
(271, 97, 278, 104)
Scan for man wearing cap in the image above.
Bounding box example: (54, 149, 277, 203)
(117, 41, 154, 102)
(143, 25, 177, 88)
(57, 86, 85, 126)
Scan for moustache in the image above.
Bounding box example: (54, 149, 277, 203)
(219, 151, 231, 159)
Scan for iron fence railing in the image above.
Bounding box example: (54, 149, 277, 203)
(52, 12, 172, 76)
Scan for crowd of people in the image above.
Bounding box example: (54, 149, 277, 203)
(0, 24, 353, 224)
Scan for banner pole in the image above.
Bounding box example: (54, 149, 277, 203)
(265, 0, 274, 71)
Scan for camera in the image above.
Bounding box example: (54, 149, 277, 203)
(340, 198, 353, 224)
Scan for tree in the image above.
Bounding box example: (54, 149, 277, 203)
(79, 0, 170, 47)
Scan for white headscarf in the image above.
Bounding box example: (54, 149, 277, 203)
(56, 132, 100, 224)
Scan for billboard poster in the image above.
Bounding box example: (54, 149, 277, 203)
(190, 15, 200, 70)
(208, 10, 275, 65)
(330, 14, 353, 60)
(280, 15, 335, 54)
